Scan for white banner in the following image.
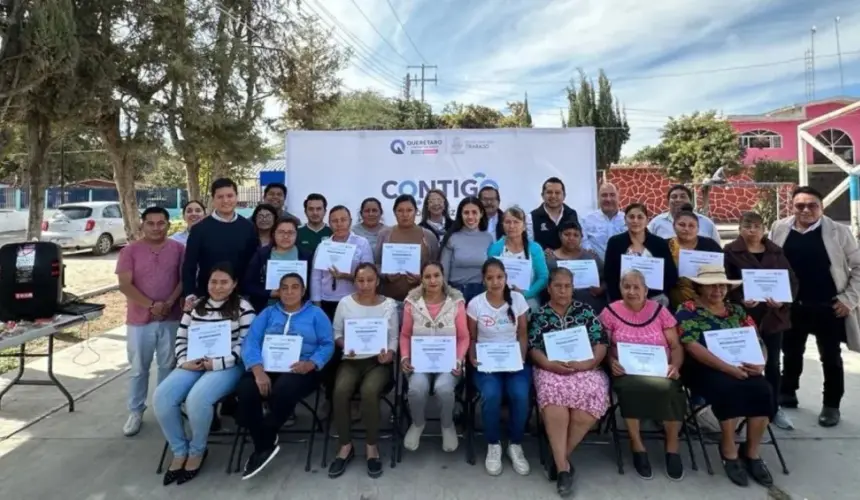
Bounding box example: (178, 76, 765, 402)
(285, 129, 597, 221)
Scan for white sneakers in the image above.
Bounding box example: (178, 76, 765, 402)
(441, 426, 459, 452)
(403, 424, 459, 452)
(123, 412, 143, 437)
(485, 443, 530, 476)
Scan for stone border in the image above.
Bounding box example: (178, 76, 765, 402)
(77, 284, 119, 300)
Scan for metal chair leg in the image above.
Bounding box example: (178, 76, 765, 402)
(766, 424, 790, 474)
(156, 441, 169, 474)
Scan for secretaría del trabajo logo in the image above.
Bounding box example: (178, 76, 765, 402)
(380, 172, 499, 201)
(390, 139, 406, 155)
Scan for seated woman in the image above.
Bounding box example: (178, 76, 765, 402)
(529, 267, 610, 498)
(598, 269, 686, 481)
(400, 262, 469, 453)
(328, 263, 399, 479)
(546, 219, 607, 312)
(236, 273, 334, 481)
(153, 263, 255, 485)
(675, 264, 774, 488)
(243, 217, 312, 312)
(466, 258, 531, 477)
(667, 203, 723, 309)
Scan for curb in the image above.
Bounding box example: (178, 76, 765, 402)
(77, 284, 119, 300)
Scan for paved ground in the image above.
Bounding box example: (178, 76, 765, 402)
(0, 326, 858, 499)
(0, 230, 119, 295)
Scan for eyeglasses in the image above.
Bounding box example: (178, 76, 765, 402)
(275, 230, 296, 237)
(257, 213, 275, 220)
(794, 203, 820, 212)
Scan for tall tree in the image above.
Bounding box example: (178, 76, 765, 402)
(438, 102, 504, 129)
(499, 94, 534, 128)
(566, 69, 630, 169)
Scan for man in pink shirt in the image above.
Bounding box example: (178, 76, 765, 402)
(116, 207, 184, 436)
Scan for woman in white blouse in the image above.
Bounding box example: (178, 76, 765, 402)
(328, 263, 399, 479)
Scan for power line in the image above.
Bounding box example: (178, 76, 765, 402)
(384, 0, 428, 64)
(348, 0, 410, 64)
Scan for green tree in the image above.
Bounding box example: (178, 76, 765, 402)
(566, 69, 630, 169)
(499, 94, 534, 128)
(438, 102, 504, 129)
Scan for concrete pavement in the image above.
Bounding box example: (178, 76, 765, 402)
(1, 326, 859, 499)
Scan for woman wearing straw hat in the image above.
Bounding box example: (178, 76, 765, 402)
(674, 264, 773, 488)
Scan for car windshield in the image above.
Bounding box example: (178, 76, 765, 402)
(55, 207, 93, 220)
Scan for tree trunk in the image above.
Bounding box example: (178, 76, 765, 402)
(185, 155, 201, 201)
(100, 112, 141, 240)
(25, 111, 51, 241)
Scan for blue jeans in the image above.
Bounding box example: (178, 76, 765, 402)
(153, 366, 243, 456)
(454, 283, 484, 304)
(127, 321, 177, 413)
(473, 365, 532, 444)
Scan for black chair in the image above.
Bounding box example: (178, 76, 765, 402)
(320, 357, 402, 470)
(227, 387, 325, 474)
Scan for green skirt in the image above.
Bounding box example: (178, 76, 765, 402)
(613, 376, 687, 421)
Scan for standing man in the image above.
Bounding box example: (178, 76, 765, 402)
(183, 178, 258, 300)
(116, 207, 185, 436)
(530, 177, 579, 252)
(770, 186, 860, 427)
(297, 193, 333, 256)
(479, 185, 505, 240)
(647, 184, 721, 242)
(582, 183, 626, 260)
(262, 182, 297, 220)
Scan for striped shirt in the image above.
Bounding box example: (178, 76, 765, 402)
(175, 298, 256, 370)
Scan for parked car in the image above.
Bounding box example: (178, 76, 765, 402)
(40, 202, 128, 255)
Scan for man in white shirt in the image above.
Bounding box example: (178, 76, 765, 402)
(582, 183, 626, 260)
(647, 184, 721, 242)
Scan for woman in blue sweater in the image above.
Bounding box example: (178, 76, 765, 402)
(487, 206, 549, 311)
(236, 272, 334, 481)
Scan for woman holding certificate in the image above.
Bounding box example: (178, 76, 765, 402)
(598, 268, 686, 482)
(667, 204, 723, 308)
(487, 206, 549, 311)
(675, 265, 774, 488)
(243, 217, 312, 313)
(440, 196, 495, 303)
(376, 195, 440, 303)
(328, 263, 399, 479)
(546, 220, 607, 312)
(399, 262, 470, 453)
(236, 273, 335, 480)
(466, 258, 531, 477)
(604, 203, 677, 307)
(527, 267, 610, 497)
(153, 263, 256, 485)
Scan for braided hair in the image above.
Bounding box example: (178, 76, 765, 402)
(482, 258, 516, 322)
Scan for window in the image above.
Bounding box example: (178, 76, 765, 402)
(812, 128, 855, 165)
(102, 205, 122, 218)
(739, 129, 783, 149)
(55, 207, 92, 220)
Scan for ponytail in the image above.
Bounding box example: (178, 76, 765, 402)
(521, 230, 530, 259)
(503, 284, 515, 322)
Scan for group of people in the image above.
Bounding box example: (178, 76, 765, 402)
(114, 175, 860, 498)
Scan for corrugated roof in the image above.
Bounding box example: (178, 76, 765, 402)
(250, 158, 286, 176)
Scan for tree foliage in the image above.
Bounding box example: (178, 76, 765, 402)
(320, 91, 437, 130)
(566, 69, 629, 169)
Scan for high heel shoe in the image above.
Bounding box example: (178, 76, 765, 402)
(177, 450, 208, 485)
(163, 465, 185, 486)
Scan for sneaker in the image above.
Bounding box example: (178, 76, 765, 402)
(778, 392, 799, 409)
(772, 408, 795, 431)
(556, 468, 575, 498)
(441, 426, 459, 452)
(665, 452, 684, 481)
(632, 451, 652, 480)
(506, 443, 530, 475)
(485, 444, 503, 476)
(695, 407, 721, 433)
(242, 446, 280, 480)
(403, 424, 424, 451)
(123, 412, 143, 437)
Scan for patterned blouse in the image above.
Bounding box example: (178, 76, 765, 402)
(528, 300, 607, 354)
(674, 300, 758, 348)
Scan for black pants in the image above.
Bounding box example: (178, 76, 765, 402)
(781, 304, 846, 409)
(319, 300, 342, 402)
(236, 371, 320, 450)
(762, 332, 783, 415)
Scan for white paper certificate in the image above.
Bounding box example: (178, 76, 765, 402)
(704, 327, 765, 366)
(617, 342, 668, 377)
(186, 320, 233, 360)
(499, 257, 532, 291)
(380, 243, 421, 275)
(620, 255, 665, 290)
(556, 260, 600, 289)
(313, 240, 357, 273)
(344, 317, 388, 356)
(678, 250, 724, 279)
(411, 336, 456, 373)
(741, 269, 793, 303)
(543, 326, 594, 362)
(476, 342, 523, 373)
(262, 335, 303, 372)
(265, 260, 308, 289)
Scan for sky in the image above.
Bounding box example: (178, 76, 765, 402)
(270, 0, 860, 156)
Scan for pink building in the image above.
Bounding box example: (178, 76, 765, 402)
(728, 97, 859, 219)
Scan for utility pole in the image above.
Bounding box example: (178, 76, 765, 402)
(810, 26, 817, 100)
(403, 73, 411, 100)
(407, 64, 437, 103)
(835, 16, 845, 95)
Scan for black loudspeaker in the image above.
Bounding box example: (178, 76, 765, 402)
(0, 242, 64, 321)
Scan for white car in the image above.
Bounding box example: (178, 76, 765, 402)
(41, 202, 129, 255)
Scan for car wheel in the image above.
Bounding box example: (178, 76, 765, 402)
(92, 233, 114, 256)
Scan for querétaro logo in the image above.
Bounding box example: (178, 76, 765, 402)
(380, 172, 499, 201)
(390, 139, 406, 155)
